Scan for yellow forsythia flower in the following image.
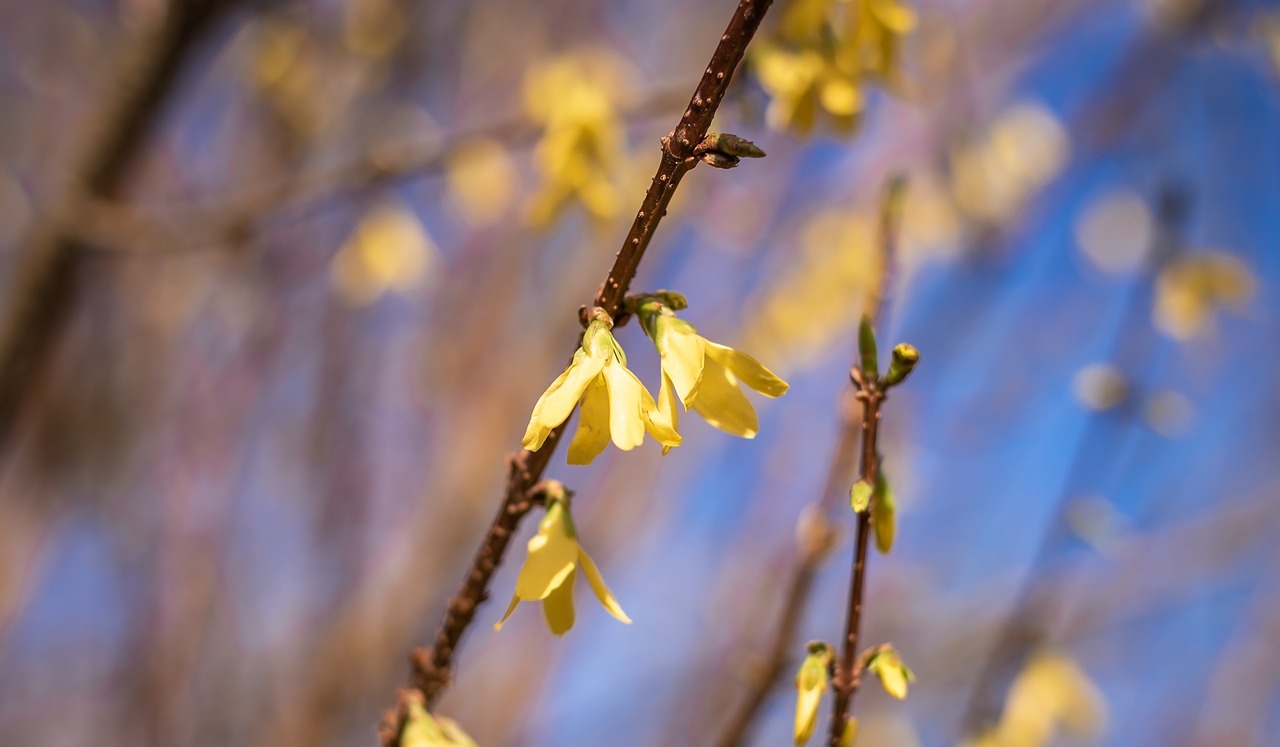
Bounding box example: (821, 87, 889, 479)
(401, 697, 477, 747)
(632, 292, 789, 443)
(522, 308, 680, 465)
(867, 646, 915, 700)
(794, 641, 833, 746)
(494, 493, 631, 635)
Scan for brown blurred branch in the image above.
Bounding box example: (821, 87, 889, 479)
(76, 86, 691, 256)
(712, 177, 905, 747)
(377, 2, 775, 744)
(0, 0, 245, 456)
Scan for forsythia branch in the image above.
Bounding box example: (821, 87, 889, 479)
(713, 176, 905, 747)
(378, 2, 775, 744)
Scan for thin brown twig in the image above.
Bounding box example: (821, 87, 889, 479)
(377, 2, 775, 744)
(711, 176, 905, 747)
(75, 87, 691, 256)
(826, 384, 883, 746)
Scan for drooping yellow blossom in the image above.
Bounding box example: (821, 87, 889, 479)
(794, 641, 833, 746)
(523, 308, 680, 465)
(522, 49, 631, 228)
(493, 493, 631, 636)
(631, 292, 789, 443)
(866, 646, 915, 700)
(401, 696, 477, 747)
(1153, 251, 1256, 340)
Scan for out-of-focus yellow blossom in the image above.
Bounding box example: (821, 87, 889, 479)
(523, 49, 631, 228)
(1153, 252, 1255, 340)
(445, 138, 517, 227)
(840, 0, 917, 83)
(794, 641, 833, 746)
(866, 646, 914, 699)
(330, 202, 438, 306)
(494, 492, 630, 636)
(522, 308, 680, 465)
(965, 650, 1105, 747)
(736, 209, 884, 371)
(401, 697, 477, 747)
(950, 102, 1069, 225)
(755, 45, 863, 134)
(752, 0, 915, 135)
(631, 292, 789, 444)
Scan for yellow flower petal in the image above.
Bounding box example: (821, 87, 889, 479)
(879, 662, 908, 699)
(601, 360, 647, 451)
(578, 546, 631, 624)
(641, 384, 681, 451)
(691, 355, 760, 438)
(794, 684, 822, 745)
(541, 568, 577, 636)
(522, 349, 604, 451)
(794, 649, 829, 746)
(492, 593, 521, 632)
(704, 341, 790, 398)
(655, 316, 706, 407)
(514, 513, 578, 601)
(656, 372, 680, 456)
(567, 376, 612, 465)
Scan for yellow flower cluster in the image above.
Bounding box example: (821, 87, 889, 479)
(505, 298, 788, 635)
(522, 50, 630, 228)
(523, 301, 789, 466)
(753, 0, 916, 134)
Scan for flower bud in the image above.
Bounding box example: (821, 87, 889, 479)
(873, 472, 896, 554)
(866, 646, 915, 700)
(881, 343, 919, 388)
